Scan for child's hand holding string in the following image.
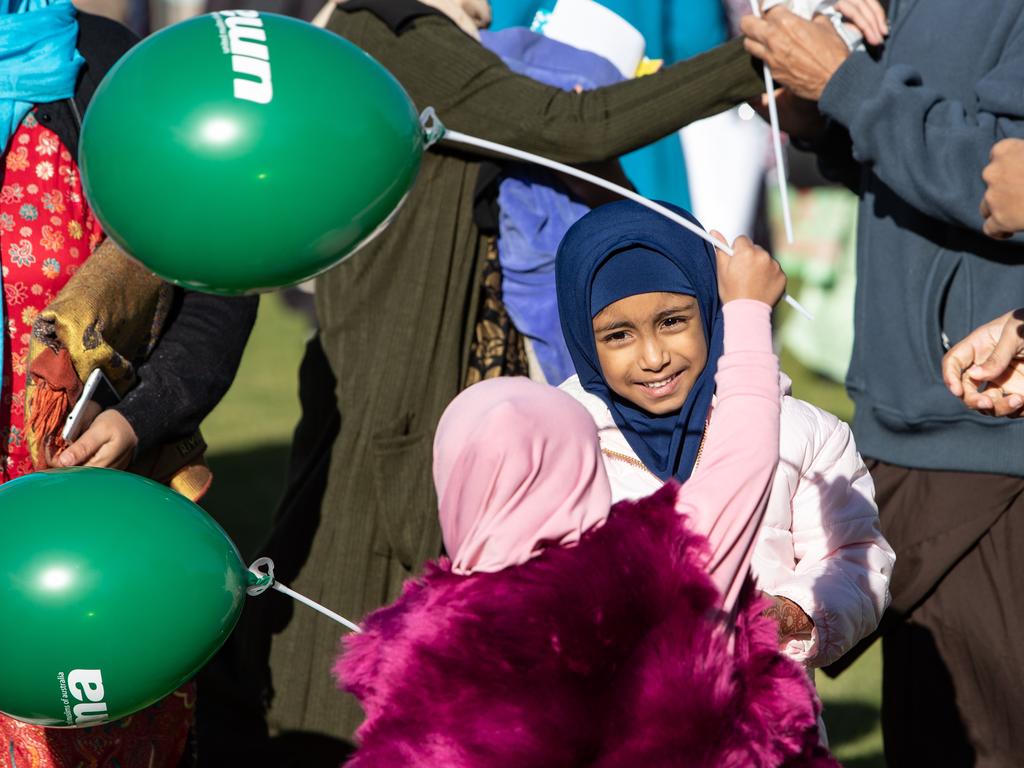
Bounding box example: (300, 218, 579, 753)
(713, 231, 787, 307)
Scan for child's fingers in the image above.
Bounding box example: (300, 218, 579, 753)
(709, 229, 729, 251)
(710, 229, 730, 270)
(730, 234, 755, 251)
(83, 439, 119, 469)
(57, 428, 103, 467)
(80, 428, 133, 469)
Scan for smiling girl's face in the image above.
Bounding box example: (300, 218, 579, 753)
(591, 291, 707, 415)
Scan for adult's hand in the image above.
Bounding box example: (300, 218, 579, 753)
(942, 308, 1024, 417)
(980, 139, 1024, 239)
(763, 0, 888, 46)
(741, 9, 851, 101)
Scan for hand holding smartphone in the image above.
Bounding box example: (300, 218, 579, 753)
(61, 368, 121, 443)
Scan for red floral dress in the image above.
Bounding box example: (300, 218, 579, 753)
(0, 111, 195, 767)
(0, 109, 101, 482)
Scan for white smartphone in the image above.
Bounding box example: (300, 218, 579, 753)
(61, 368, 120, 443)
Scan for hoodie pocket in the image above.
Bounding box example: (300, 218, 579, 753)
(872, 252, 967, 430)
(371, 421, 442, 571)
(926, 253, 963, 379)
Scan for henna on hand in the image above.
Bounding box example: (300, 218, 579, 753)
(762, 595, 815, 644)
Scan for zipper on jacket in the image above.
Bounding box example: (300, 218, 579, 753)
(601, 416, 711, 478)
(68, 97, 83, 130)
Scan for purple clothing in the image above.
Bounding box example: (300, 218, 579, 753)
(336, 483, 836, 767)
(480, 28, 623, 384)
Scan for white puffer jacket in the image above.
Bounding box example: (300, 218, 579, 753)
(560, 374, 894, 668)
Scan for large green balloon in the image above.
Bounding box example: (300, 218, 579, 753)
(0, 468, 248, 727)
(80, 12, 423, 294)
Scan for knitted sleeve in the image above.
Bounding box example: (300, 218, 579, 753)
(819, 8, 1024, 234)
(332, 11, 764, 164)
(114, 291, 258, 456)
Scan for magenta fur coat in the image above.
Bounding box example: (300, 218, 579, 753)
(335, 484, 838, 767)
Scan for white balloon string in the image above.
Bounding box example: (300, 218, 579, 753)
(247, 557, 361, 633)
(432, 122, 812, 320)
(749, 0, 794, 244)
(271, 581, 363, 633)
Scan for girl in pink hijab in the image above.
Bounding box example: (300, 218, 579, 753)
(336, 239, 836, 767)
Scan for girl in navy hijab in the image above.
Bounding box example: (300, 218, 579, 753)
(556, 199, 726, 484)
(556, 199, 894, 677)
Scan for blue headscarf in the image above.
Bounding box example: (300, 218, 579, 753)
(555, 199, 723, 483)
(0, 0, 83, 154)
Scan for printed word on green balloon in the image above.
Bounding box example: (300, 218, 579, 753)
(0, 468, 250, 727)
(80, 13, 424, 294)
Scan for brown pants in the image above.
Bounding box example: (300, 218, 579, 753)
(867, 459, 1024, 768)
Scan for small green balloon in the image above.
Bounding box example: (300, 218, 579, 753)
(0, 468, 248, 727)
(80, 12, 423, 294)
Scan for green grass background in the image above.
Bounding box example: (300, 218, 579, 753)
(199, 294, 885, 767)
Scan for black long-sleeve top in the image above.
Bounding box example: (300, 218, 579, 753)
(39, 12, 259, 454)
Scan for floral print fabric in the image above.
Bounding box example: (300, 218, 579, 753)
(464, 237, 529, 386)
(0, 110, 102, 482)
(0, 112, 194, 768)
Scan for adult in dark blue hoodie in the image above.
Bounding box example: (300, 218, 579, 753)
(744, 3, 1024, 767)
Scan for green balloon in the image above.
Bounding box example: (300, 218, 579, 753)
(80, 12, 423, 294)
(0, 468, 248, 727)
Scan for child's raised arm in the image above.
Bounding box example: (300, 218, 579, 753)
(675, 235, 784, 613)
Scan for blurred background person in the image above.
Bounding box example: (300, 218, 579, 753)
(744, 4, 1024, 765)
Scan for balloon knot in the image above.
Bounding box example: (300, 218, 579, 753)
(246, 556, 275, 596)
(420, 107, 446, 149)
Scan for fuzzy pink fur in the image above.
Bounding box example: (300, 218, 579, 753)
(335, 484, 838, 767)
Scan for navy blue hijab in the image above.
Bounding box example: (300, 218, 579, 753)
(555, 200, 723, 483)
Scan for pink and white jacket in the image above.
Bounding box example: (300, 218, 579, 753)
(560, 368, 894, 668)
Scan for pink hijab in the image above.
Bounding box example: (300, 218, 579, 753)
(433, 378, 612, 575)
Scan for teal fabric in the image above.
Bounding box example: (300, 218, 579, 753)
(489, 0, 539, 29)
(489, 0, 730, 209)
(0, 0, 83, 375)
(599, 1, 728, 209)
(0, 0, 83, 153)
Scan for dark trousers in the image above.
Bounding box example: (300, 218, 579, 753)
(194, 335, 353, 767)
(867, 459, 1024, 768)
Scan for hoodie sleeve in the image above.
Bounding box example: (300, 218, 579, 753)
(818, 7, 1024, 237)
(675, 299, 781, 614)
(768, 410, 895, 667)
